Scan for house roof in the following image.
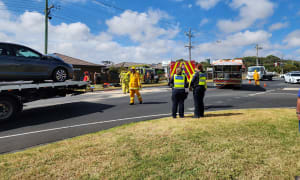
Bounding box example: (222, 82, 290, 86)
(114, 62, 149, 68)
(54, 53, 104, 67)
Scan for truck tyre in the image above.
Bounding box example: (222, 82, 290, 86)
(0, 97, 20, 123)
(53, 68, 68, 82)
(268, 77, 272, 81)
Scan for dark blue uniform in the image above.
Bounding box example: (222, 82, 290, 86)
(170, 74, 188, 118)
(190, 71, 207, 118)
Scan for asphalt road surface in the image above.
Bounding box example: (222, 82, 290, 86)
(0, 78, 299, 154)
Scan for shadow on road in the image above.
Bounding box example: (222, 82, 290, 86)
(204, 113, 243, 118)
(205, 105, 234, 110)
(235, 84, 266, 92)
(142, 102, 168, 105)
(0, 102, 115, 132)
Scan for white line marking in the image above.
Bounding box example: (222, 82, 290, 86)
(248, 92, 267, 96)
(283, 88, 299, 91)
(0, 113, 171, 139)
(268, 93, 297, 96)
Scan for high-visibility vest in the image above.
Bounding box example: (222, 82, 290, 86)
(174, 75, 185, 89)
(199, 72, 207, 86)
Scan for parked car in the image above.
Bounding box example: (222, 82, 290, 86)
(0, 42, 73, 82)
(285, 72, 300, 84)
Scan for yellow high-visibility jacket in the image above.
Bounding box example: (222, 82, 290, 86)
(120, 72, 129, 83)
(129, 72, 141, 89)
(253, 72, 260, 81)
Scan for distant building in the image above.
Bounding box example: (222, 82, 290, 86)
(54, 53, 105, 82)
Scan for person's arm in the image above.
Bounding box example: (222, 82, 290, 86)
(137, 73, 142, 88)
(185, 76, 189, 88)
(170, 76, 174, 88)
(205, 73, 208, 89)
(189, 72, 197, 90)
(297, 89, 300, 120)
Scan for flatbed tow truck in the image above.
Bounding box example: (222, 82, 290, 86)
(0, 81, 88, 122)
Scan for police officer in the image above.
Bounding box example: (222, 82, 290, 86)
(170, 68, 189, 118)
(190, 64, 207, 118)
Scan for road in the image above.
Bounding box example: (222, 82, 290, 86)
(0, 78, 298, 154)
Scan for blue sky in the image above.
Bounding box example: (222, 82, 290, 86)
(1, 0, 300, 63)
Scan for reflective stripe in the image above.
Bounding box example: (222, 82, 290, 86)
(174, 75, 185, 89)
(199, 72, 207, 86)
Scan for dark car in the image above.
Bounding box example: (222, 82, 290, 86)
(0, 42, 73, 82)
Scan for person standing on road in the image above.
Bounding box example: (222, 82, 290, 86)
(296, 89, 300, 132)
(253, 70, 260, 86)
(83, 71, 90, 82)
(190, 64, 207, 118)
(129, 67, 143, 105)
(170, 68, 189, 118)
(120, 69, 130, 94)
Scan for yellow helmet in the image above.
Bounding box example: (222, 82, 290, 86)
(131, 66, 136, 70)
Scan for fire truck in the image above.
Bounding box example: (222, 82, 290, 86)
(168, 60, 196, 82)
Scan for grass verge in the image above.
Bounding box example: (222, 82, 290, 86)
(1, 108, 300, 179)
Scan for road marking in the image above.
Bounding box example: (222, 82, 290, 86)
(0, 113, 173, 139)
(269, 93, 297, 96)
(248, 92, 267, 96)
(283, 88, 299, 91)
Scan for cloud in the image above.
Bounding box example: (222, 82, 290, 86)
(0, 0, 183, 63)
(196, 0, 220, 10)
(269, 22, 289, 31)
(187, 4, 193, 8)
(199, 18, 209, 26)
(193, 30, 272, 59)
(106, 9, 179, 43)
(217, 0, 274, 33)
(283, 30, 300, 48)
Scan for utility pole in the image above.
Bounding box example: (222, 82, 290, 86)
(255, 44, 263, 66)
(281, 55, 284, 75)
(185, 28, 194, 61)
(44, 0, 54, 55)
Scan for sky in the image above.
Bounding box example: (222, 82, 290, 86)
(0, 0, 300, 64)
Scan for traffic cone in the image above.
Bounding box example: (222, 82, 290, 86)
(264, 83, 267, 88)
(248, 80, 251, 84)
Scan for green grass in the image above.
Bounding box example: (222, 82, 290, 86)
(1, 109, 300, 179)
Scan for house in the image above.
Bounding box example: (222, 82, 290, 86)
(54, 53, 105, 82)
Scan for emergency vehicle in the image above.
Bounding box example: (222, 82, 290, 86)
(212, 59, 244, 88)
(169, 60, 196, 82)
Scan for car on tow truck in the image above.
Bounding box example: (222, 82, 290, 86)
(0, 42, 73, 82)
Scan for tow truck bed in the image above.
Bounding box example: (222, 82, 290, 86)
(0, 81, 89, 122)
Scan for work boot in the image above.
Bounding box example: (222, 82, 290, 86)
(130, 103, 134, 105)
(140, 101, 143, 104)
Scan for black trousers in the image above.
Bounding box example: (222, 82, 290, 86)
(172, 89, 186, 118)
(193, 86, 206, 117)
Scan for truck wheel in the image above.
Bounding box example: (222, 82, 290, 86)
(0, 97, 19, 123)
(268, 77, 272, 81)
(53, 68, 68, 82)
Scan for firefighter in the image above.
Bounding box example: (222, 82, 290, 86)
(170, 67, 188, 118)
(190, 64, 207, 118)
(253, 70, 260, 86)
(129, 67, 143, 105)
(120, 69, 130, 94)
